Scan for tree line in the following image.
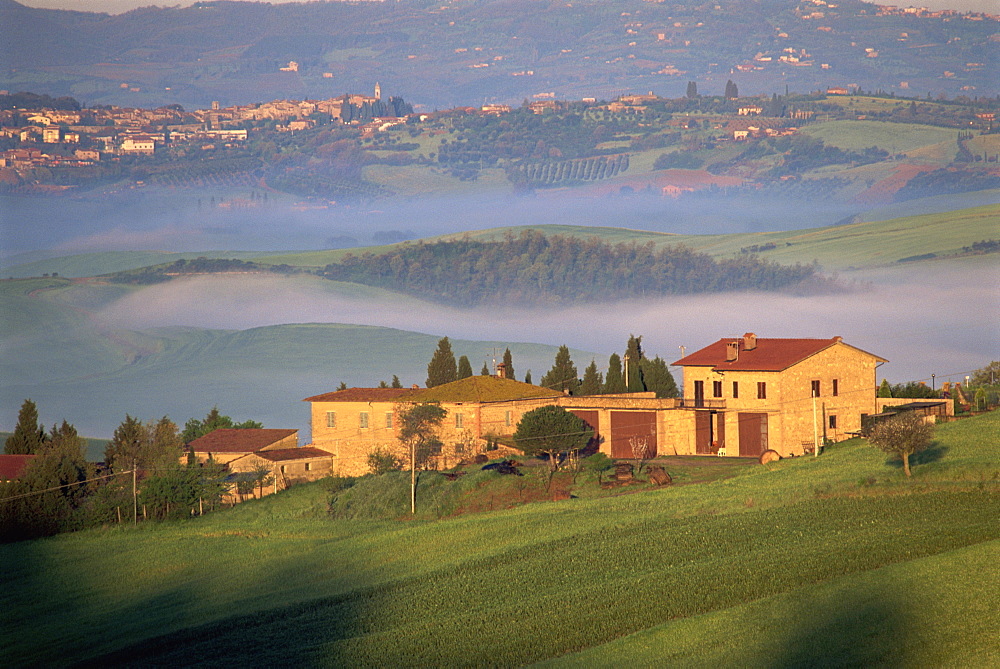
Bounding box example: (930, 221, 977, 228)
(422, 334, 677, 399)
(318, 231, 817, 306)
(1, 401, 263, 541)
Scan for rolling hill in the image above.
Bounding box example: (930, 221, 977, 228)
(0, 277, 593, 440)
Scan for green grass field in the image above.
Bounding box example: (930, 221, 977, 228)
(2, 412, 997, 666)
(422, 202, 1000, 272)
(799, 120, 958, 156)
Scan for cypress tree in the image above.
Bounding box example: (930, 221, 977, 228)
(604, 353, 626, 393)
(540, 345, 578, 394)
(686, 81, 698, 99)
(5, 399, 47, 455)
(877, 379, 893, 398)
(641, 356, 679, 398)
(502, 347, 515, 380)
(579, 360, 603, 396)
(457, 355, 473, 379)
(481, 362, 490, 376)
(391, 375, 403, 388)
(625, 335, 646, 392)
(426, 337, 458, 388)
(524, 369, 533, 385)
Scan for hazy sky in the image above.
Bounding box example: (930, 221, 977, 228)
(18, 0, 1000, 15)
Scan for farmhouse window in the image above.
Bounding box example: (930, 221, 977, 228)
(757, 382, 767, 400)
(359, 412, 369, 429)
(326, 411, 336, 428)
(829, 415, 838, 429)
(455, 441, 465, 454)
(713, 381, 723, 398)
(385, 413, 393, 429)
(732, 381, 739, 398)
(505, 410, 512, 427)
(455, 413, 465, 429)
(811, 380, 821, 397)
(280, 465, 286, 473)
(305, 462, 312, 471)
(833, 379, 839, 396)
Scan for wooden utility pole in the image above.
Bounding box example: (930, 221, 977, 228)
(132, 460, 138, 524)
(410, 439, 416, 514)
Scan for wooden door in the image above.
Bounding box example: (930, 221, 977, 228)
(738, 413, 768, 457)
(695, 411, 712, 454)
(610, 411, 657, 458)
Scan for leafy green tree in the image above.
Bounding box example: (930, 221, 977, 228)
(890, 382, 938, 399)
(877, 379, 893, 398)
(105, 415, 146, 474)
(514, 405, 590, 472)
(579, 360, 603, 396)
(540, 345, 578, 394)
(604, 353, 626, 393)
(641, 356, 678, 398)
(5, 399, 47, 455)
(379, 380, 389, 388)
(145, 416, 183, 471)
(868, 411, 933, 477)
(971, 361, 999, 386)
(367, 448, 404, 476)
(181, 407, 262, 443)
(426, 337, 457, 388)
(457, 355, 473, 379)
(391, 375, 403, 388)
(397, 403, 447, 513)
(502, 347, 515, 379)
(337, 381, 348, 391)
(1, 420, 91, 539)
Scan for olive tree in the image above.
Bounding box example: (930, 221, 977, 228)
(868, 411, 933, 477)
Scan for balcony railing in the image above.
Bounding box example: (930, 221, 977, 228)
(678, 398, 726, 409)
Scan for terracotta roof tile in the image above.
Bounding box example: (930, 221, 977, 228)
(303, 387, 416, 403)
(0, 454, 37, 480)
(256, 447, 332, 462)
(187, 428, 298, 452)
(407, 376, 563, 403)
(673, 336, 886, 371)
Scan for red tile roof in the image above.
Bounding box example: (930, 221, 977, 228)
(0, 454, 38, 480)
(673, 335, 886, 371)
(407, 376, 562, 403)
(256, 447, 332, 462)
(187, 428, 298, 452)
(303, 387, 416, 403)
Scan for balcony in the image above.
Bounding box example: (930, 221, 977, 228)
(678, 398, 726, 409)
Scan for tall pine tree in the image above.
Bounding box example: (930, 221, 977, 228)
(540, 345, 578, 394)
(426, 336, 457, 388)
(641, 356, 679, 398)
(5, 399, 47, 455)
(725, 79, 739, 99)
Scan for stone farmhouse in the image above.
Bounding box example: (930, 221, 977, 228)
(673, 333, 887, 457)
(185, 428, 333, 500)
(305, 333, 886, 475)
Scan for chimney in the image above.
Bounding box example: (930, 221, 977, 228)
(495, 361, 506, 378)
(726, 341, 739, 362)
(743, 332, 757, 351)
(411, 384, 420, 390)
